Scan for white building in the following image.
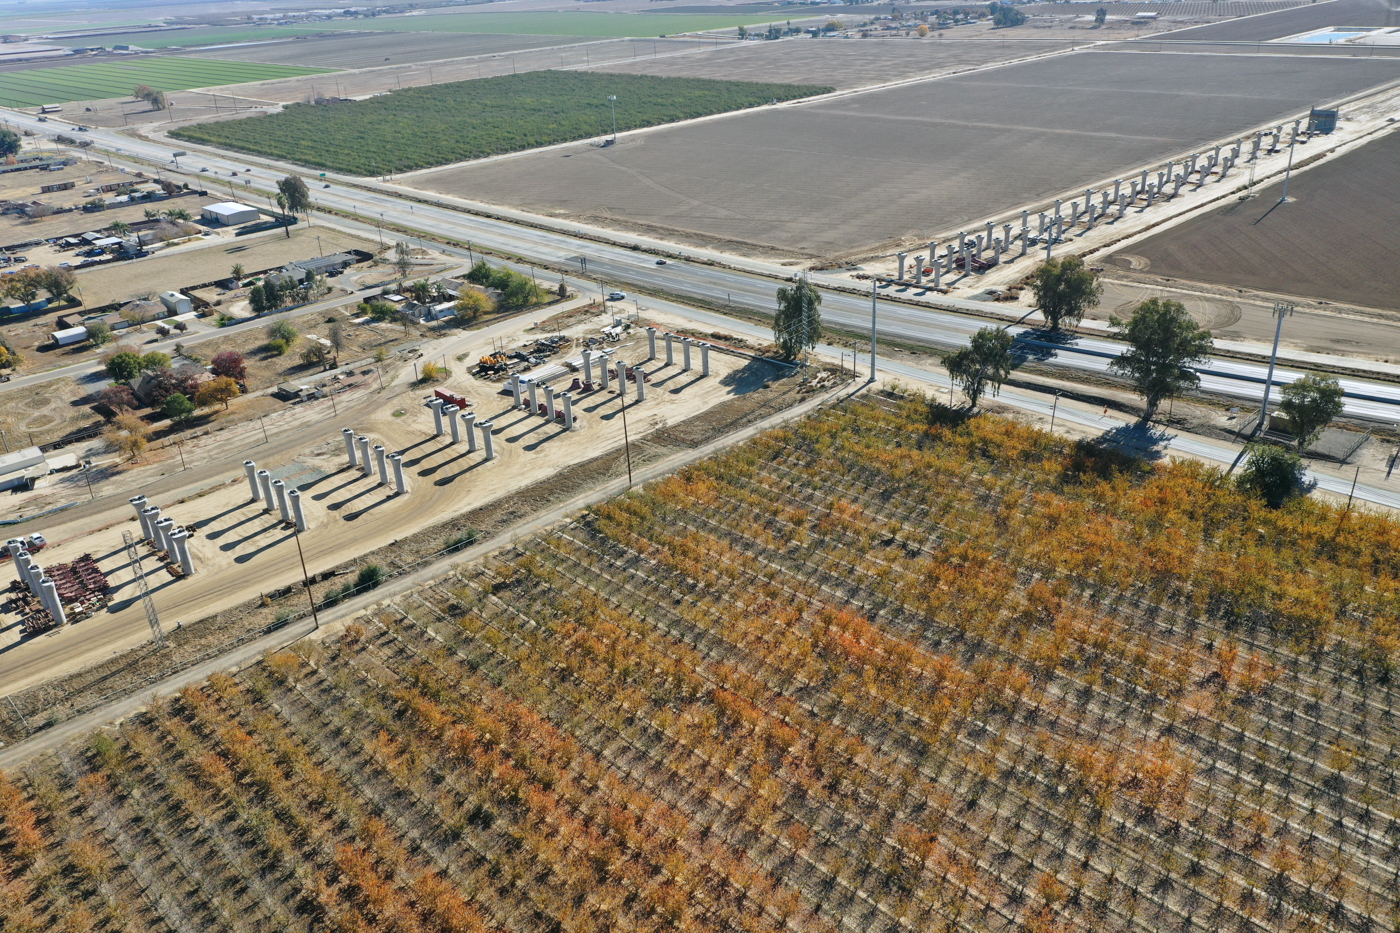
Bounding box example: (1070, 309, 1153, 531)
(200, 202, 261, 226)
(159, 290, 192, 315)
(0, 446, 49, 492)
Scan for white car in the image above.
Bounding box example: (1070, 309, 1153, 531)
(607, 291, 626, 301)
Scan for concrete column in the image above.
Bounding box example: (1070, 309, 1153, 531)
(1037, 213, 1046, 236)
(26, 562, 42, 598)
(389, 455, 406, 495)
(373, 445, 389, 487)
(526, 380, 538, 414)
(700, 343, 711, 377)
(1139, 168, 1149, 194)
(170, 529, 194, 576)
(257, 471, 274, 512)
(289, 488, 307, 531)
(40, 577, 65, 626)
(1068, 202, 1079, 228)
(142, 506, 162, 543)
(14, 551, 31, 590)
(1186, 154, 1197, 175)
(1272, 125, 1282, 149)
(1173, 175, 1185, 196)
(561, 392, 574, 430)
(1219, 157, 1232, 179)
(1118, 197, 1128, 218)
(479, 422, 495, 460)
(1147, 184, 1156, 207)
(664, 332, 674, 366)
(933, 261, 943, 287)
(1232, 138, 1242, 160)
(1053, 200, 1062, 226)
(273, 479, 291, 521)
(463, 412, 477, 453)
(1021, 209, 1029, 232)
(646, 326, 657, 360)
(1087, 200, 1096, 229)
(239, 458, 261, 500)
(155, 517, 175, 555)
(682, 338, 692, 372)
(1002, 223, 1012, 249)
(580, 351, 593, 386)
(1250, 135, 1261, 160)
(958, 230, 967, 255)
(614, 359, 627, 399)
(510, 373, 524, 408)
(896, 251, 907, 281)
(1100, 191, 1110, 214)
(914, 256, 924, 286)
(543, 384, 556, 419)
(135, 505, 154, 542)
(357, 436, 372, 476)
(635, 367, 646, 401)
(927, 241, 938, 268)
(429, 397, 444, 436)
(1113, 178, 1122, 202)
(984, 221, 994, 256)
(960, 242, 971, 274)
(944, 246, 954, 274)
(441, 404, 458, 443)
(599, 355, 611, 390)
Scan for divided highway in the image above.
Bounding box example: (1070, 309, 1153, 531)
(8, 110, 1400, 423)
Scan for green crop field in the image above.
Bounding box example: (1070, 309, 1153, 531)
(51, 26, 326, 48)
(316, 11, 788, 36)
(172, 70, 831, 175)
(0, 58, 334, 107)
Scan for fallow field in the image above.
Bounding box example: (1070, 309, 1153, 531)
(3, 396, 1399, 932)
(170, 71, 833, 174)
(0, 57, 332, 107)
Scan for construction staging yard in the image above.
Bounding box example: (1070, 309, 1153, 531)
(1118, 128, 1400, 311)
(0, 305, 814, 713)
(413, 51, 1400, 258)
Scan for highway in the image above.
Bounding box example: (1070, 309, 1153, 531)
(7, 109, 1400, 424)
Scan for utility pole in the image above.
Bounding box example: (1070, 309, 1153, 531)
(869, 275, 877, 382)
(608, 95, 618, 142)
(293, 526, 320, 629)
(1280, 125, 1299, 203)
(1257, 301, 1295, 434)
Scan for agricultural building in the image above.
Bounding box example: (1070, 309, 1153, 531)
(49, 325, 88, 347)
(158, 290, 192, 315)
(0, 446, 48, 491)
(200, 201, 260, 226)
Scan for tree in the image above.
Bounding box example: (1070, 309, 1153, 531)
(267, 320, 298, 345)
(1030, 256, 1101, 331)
(248, 285, 269, 317)
(408, 278, 434, 305)
(267, 338, 289, 356)
(944, 326, 1013, 408)
(327, 322, 346, 366)
(300, 342, 329, 366)
(162, 392, 196, 423)
(1094, 6, 1107, 24)
(231, 263, 245, 283)
(394, 241, 413, 280)
(455, 290, 495, 324)
(2, 269, 40, 305)
(93, 385, 138, 418)
(989, 2, 1026, 26)
(139, 351, 170, 372)
(419, 361, 444, 382)
(1108, 298, 1213, 422)
(35, 266, 77, 303)
(104, 351, 143, 383)
(195, 376, 240, 410)
(103, 411, 149, 460)
(275, 193, 291, 238)
(1237, 444, 1305, 508)
(773, 278, 822, 360)
(165, 207, 192, 222)
(210, 351, 246, 382)
(0, 128, 19, 158)
(133, 85, 167, 111)
(737, 24, 748, 38)
(917, 23, 930, 36)
(144, 369, 200, 409)
(86, 321, 113, 346)
(360, 298, 397, 322)
(0, 334, 17, 370)
(1278, 373, 1344, 452)
(276, 174, 311, 220)
(108, 220, 131, 237)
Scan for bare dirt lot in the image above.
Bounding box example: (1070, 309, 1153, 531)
(73, 226, 377, 307)
(172, 31, 604, 69)
(415, 50, 1400, 258)
(1121, 128, 1400, 312)
(1160, 0, 1398, 40)
(580, 36, 1075, 90)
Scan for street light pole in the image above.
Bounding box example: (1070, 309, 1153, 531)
(869, 275, 877, 382)
(1258, 301, 1295, 434)
(608, 95, 618, 142)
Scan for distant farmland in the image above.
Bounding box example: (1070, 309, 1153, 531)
(0, 58, 333, 107)
(171, 71, 832, 175)
(51, 26, 323, 48)
(315, 11, 789, 36)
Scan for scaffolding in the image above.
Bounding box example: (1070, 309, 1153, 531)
(122, 531, 165, 648)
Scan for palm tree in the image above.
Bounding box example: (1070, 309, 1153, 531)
(108, 220, 131, 237)
(165, 207, 192, 222)
(275, 193, 290, 239)
(231, 263, 245, 284)
(143, 208, 159, 221)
